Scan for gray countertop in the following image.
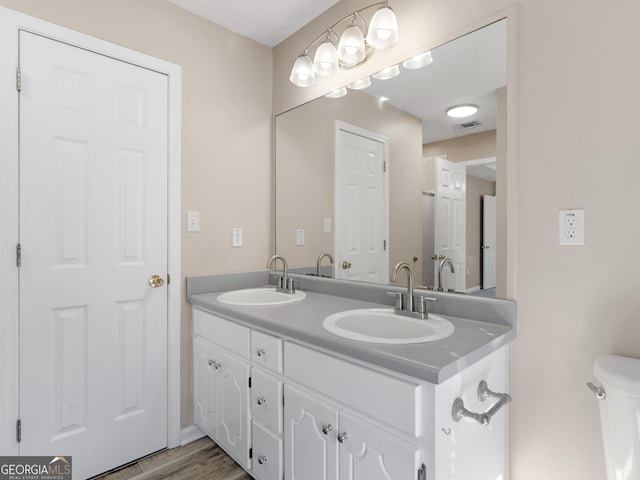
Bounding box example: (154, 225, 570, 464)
(188, 273, 516, 384)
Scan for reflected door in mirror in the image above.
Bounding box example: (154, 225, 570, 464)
(335, 124, 389, 283)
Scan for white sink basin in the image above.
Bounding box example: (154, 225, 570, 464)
(322, 308, 454, 344)
(217, 287, 306, 306)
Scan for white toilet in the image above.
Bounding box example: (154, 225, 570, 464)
(593, 354, 640, 480)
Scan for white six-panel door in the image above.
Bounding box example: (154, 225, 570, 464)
(434, 157, 466, 292)
(334, 123, 389, 284)
(18, 31, 169, 479)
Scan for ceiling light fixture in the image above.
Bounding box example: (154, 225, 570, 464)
(446, 104, 479, 118)
(290, 1, 399, 88)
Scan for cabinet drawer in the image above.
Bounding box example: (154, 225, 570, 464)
(251, 368, 283, 434)
(251, 330, 283, 373)
(252, 422, 283, 480)
(193, 308, 250, 359)
(284, 342, 422, 437)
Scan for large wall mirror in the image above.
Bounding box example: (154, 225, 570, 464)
(275, 19, 508, 298)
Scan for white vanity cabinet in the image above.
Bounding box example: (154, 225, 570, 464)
(193, 309, 252, 469)
(192, 305, 509, 480)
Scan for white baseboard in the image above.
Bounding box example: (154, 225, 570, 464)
(180, 424, 206, 446)
(466, 285, 481, 294)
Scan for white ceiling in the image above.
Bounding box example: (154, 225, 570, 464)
(166, 0, 342, 47)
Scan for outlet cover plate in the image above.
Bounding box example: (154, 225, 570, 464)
(559, 209, 584, 245)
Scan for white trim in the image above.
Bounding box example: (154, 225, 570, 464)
(0, 6, 182, 455)
(180, 424, 207, 446)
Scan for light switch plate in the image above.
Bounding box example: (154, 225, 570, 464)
(324, 217, 332, 234)
(296, 229, 305, 246)
(232, 228, 243, 247)
(559, 209, 584, 245)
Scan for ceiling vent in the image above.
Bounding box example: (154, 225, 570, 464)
(453, 120, 482, 136)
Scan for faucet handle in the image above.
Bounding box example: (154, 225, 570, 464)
(286, 276, 296, 293)
(386, 291, 404, 309)
(414, 295, 438, 317)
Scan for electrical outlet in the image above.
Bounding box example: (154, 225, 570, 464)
(187, 211, 200, 232)
(559, 209, 584, 245)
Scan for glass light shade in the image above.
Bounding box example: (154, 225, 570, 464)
(402, 51, 433, 70)
(372, 64, 400, 80)
(366, 6, 399, 49)
(325, 87, 348, 98)
(446, 104, 479, 118)
(337, 24, 366, 65)
(290, 54, 316, 87)
(347, 76, 371, 90)
(313, 41, 338, 76)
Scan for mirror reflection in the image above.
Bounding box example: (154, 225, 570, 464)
(275, 19, 507, 297)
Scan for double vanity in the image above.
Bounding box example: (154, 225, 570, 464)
(187, 268, 516, 480)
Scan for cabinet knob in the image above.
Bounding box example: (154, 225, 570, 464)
(257, 396, 267, 406)
(258, 455, 268, 465)
(341, 261, 352, 269)
(322, 424, 333, 435)
(208, 359, 220, 369)
(256, 348, 266, 357)
(337, 431, 348, 443)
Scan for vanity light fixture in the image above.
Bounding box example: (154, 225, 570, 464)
(347, 76, 372, 90)
(446, 104, 479, 118)
(290, 1, 399, 88)
(325, 87, 348, 98)
(372, 64, 400, 80)
(402, 50, 433, 70)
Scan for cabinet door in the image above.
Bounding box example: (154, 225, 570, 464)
(338, 412, 421, 480)
(284, 385, 338, 480)
(216, 348, 252, 468)
(193, 338, 217, 437)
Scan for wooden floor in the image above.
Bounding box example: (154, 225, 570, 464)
(95, 437, 252, 480)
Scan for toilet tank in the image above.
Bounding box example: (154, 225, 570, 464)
(593, 354, 640, 480)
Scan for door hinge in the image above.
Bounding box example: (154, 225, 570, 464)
(16, 66, 21, 92)
(167, 274, 171, 285)
(383, 240, 387, 251)
(383, 160, 387, 173)
(16, 243, 22, 267)
(417, 463, 426, 480)
(249, 447, 252, 459)
(16, 419, 22, 443)
(248, 377, 251, 388)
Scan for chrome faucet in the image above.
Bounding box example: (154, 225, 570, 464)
(266, 255, 295, 293)
(316, 252, 334, 277)
(390, 262, 437, 319)
(391, 262, 414, 312)
(438, 257, 456, 292)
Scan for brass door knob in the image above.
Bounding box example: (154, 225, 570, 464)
(148, 275, 165, 288)
(341, 261, 352, 269)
